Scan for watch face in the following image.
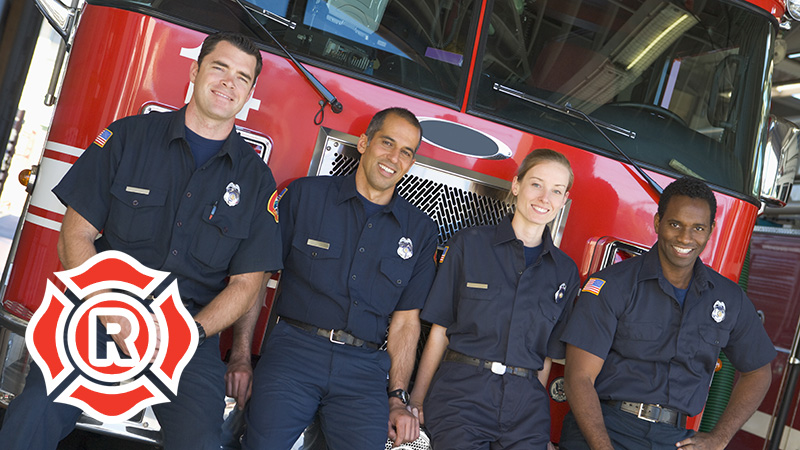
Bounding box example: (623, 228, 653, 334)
(389, 389, 409, 404)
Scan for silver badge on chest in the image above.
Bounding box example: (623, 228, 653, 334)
(555, 283, 566, 303)
(224, 182, 240, 207)
(711, 300, 726, 323)
(397, 237, 413, 260)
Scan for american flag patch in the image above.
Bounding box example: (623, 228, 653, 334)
(93, 128, 112, 148)
(438, 246, 449, 264)
(582, 278, 606, 295)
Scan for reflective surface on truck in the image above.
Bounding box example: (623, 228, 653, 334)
(475, 0, 773, 197)
(93, 0, 775, 200)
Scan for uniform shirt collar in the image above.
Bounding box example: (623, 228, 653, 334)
(167, 106, 238, 163)
(493, 214, 556, 256)
(337, 173, 407, 223)
(641, 244, 713, 292)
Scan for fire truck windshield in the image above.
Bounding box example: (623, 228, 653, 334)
(242, 0, 478, 104)
(474, 0, 775, 197)
(92, 0, 774, 198)
(90, 0, 478, 105)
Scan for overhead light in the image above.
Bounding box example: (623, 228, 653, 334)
(625, 15, 692, 70)
(789, 52, 800, 60)
(771, 82, 800, 98)
(776, 82, 800, 93)
(616, 4, 697, 72)
(557, 2, 697, 112)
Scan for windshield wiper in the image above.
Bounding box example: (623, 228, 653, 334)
(241, 2, 296, 29)
(493, 84, 635, 139)
(232, 0, 343, 120)
(493, 83, 663, 196)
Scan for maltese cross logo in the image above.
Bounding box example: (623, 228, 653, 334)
(25, 251, 198, 422)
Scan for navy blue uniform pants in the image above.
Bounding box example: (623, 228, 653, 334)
(424, 361, 551, 450)
(0, 330, 226, 450)
(559, 403, 693, 450)
(242, 321, 391, 450)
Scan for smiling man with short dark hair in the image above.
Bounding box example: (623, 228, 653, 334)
(0, 32, 282, 450)
(240, 107, 438, 450)
(560, 176, 775, 450)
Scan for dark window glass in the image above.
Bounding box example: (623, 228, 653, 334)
(247, 0, 478, 104)
(475, 0, 774, 196)
(90, 0, 478, 105)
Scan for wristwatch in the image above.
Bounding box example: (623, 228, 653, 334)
(195, 321, 206, 346)
(388, 388, 409, 405)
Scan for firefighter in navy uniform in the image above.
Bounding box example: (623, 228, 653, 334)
(239, 107, 438, 450)
(409, 149, 580, 450)
(559, 177, 775, 450)
(0, 33, 282, 450)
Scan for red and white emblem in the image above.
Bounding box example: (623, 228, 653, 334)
(25, 251, 198, 422)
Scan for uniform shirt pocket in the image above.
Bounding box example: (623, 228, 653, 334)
(614, 321, 664, 359)
(369, 257, 415, 313)
(539, 300, 563, 324)
(617, 321, 663, 340)
(190, 204, 250, 270)
(107, 182, 167, 244)
(287, 235, 343, 290)
(379, 257, 414, 288)
(526, 299, 567, 357)
(682, 324, 732, 373)
(698, 325, 731, 349)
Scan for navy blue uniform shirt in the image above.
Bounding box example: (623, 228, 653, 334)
(275, 173, 438, 344)
(561, 246, 776, 416)
(422, 215, 580, 370)
(53, 108, 283, 305)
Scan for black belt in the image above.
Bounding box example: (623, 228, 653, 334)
(444, 349, 536, 378)
(280, 317, 381, 350)
(603, 400, 687, 428)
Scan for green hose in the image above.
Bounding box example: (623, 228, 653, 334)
(699, 352, 736, 432)
(739, 247, 751, 291)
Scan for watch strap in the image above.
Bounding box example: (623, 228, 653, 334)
(388, 388, 409, 405)
(195, 320, 206, 346)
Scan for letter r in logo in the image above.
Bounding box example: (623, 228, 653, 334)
(88, 307, 142, 367)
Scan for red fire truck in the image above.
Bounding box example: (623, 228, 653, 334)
(0, 0, 796, 447)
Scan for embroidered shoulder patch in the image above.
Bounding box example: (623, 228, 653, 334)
(267, 188, 286, 223)
(582, 278, 606, 296)
(93, 128, 112, 148)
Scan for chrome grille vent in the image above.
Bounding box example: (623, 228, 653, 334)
(311, 128, 516, 246)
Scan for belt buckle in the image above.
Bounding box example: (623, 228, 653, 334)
(490, 361, 507, 375)
(329, 330, 345, 345)
(637, 403, 661, 423)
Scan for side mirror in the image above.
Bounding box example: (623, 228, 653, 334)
(34, 0, 77, 43)
(761, 115, 800, 207)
